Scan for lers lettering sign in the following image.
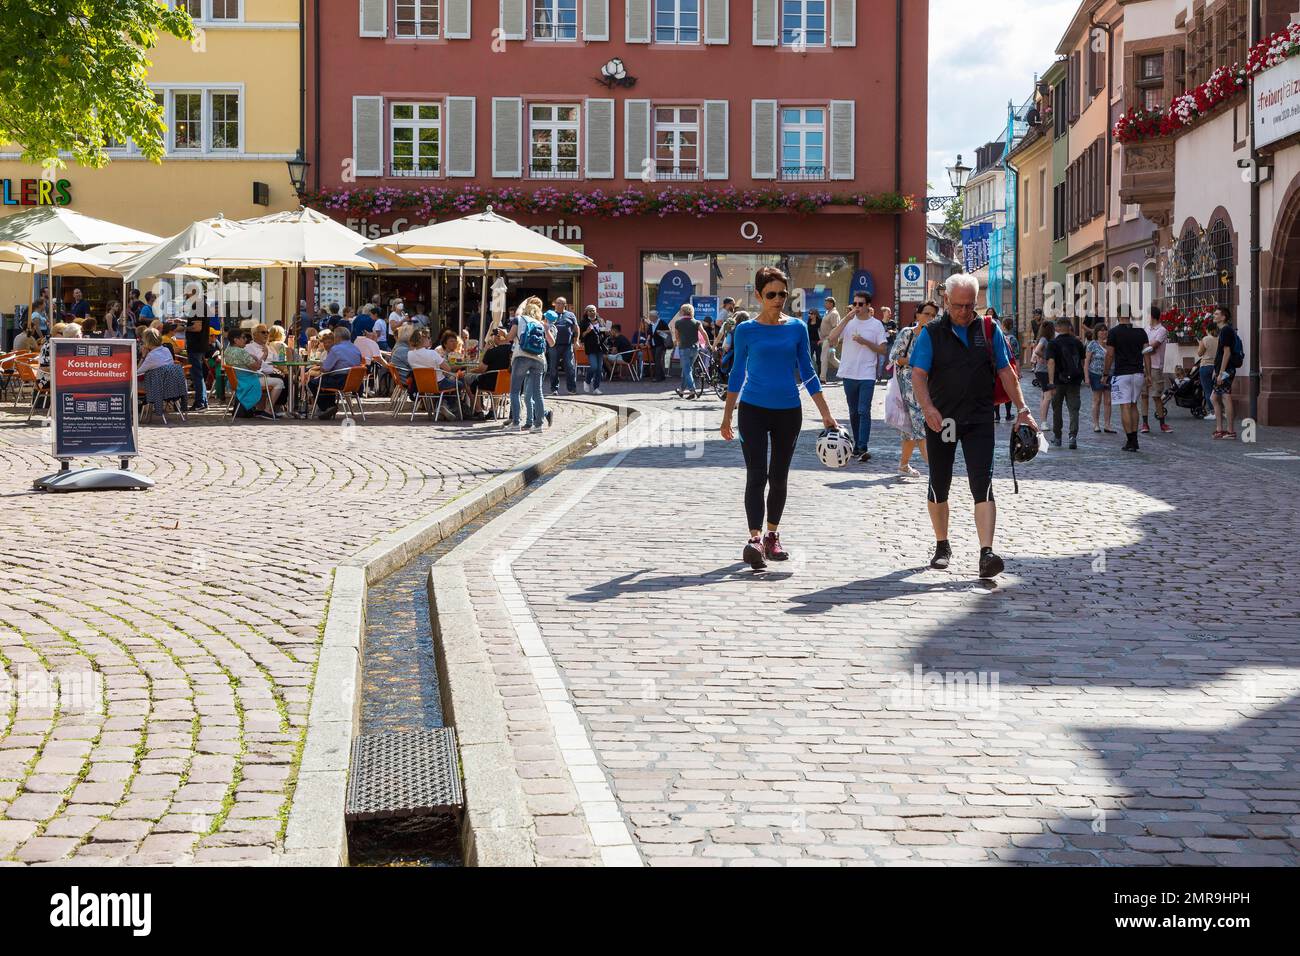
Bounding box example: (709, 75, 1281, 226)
(2, 178, 72, 206)
(1255, 55, 1300, 149)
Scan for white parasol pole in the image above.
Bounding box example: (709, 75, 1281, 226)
(479, 253, 491, 345)
(458, 262, 465, 335)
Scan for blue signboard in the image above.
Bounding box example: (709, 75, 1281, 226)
(655, 269, 694, 320)
(690, 295, 719, 323)
(850, 270, 875, 299)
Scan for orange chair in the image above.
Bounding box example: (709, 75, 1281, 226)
(223, 363, 277, 422)
(309, 364, 367, 421)
(409, 366, 461, 422)
(486, 369, 512, 420)
(378, 358, 412, 416)
(16, 360, 46, 423)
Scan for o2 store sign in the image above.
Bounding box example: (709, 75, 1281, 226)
(2, 178, 72, 206)
(347, 217, 584, 241)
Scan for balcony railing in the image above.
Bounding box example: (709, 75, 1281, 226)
(528, 164, 582, 180)
(650, 167, 700, 182)
(390, 163, 440, 179)
(778, 165, 827, 182)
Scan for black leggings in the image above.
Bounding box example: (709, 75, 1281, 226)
(925, 419, 995, 505)
(738, 401, 802, 532)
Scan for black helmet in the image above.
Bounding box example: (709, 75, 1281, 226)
(1010, 423, 1040, 463)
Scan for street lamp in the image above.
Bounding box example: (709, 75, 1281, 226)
(927, 155, 972, 212)
(286, 151, 310, 195)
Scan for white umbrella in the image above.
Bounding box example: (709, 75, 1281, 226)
(367, 205, 594, 339)
(0, 207, 161, 329)
(0, 244, 122, 278)
(120, 216, 241, 283)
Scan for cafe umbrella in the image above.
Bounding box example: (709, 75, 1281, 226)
(366, 206, 593, 342)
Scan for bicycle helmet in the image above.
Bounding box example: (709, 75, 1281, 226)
(1008, 422, 1041, 494)
(816, 428, 855, 469)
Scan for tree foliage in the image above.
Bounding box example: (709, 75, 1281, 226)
(941, 194, 964, 243)
(0, 0, 193, 169)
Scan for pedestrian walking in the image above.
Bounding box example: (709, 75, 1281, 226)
(1046, 317, 1085, 449)
(826, 291, 888, 461)
(545, 297, 578, 395)
(1102, 306, 1150, 452)
(1031, 319, 1055, 424)
(1141, 303, 1173, 434)
(649, 309, 671, 381)
(505, 298, 556, 431)
(671, 304, 701, 399)
(807, 308, 823, 371)
(888, 300, 937, 477)
(818, 296, 842, 382)
(1196, 318, 1219, 419)
(1000, 316, 1019, 421)
(720, 266, 839, 572)
(1085, 325, 1116, 433)
(909, 273, 1037, 579)
(1210, 305, 1242, 440)
(580, 305, 606, 395)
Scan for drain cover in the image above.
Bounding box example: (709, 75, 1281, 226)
(345, 728, 464, 822)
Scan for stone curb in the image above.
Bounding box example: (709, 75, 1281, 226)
(282, 400, 632, 867)
(425, 398, 642, 867)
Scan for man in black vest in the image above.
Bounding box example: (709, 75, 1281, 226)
(910, 273, 1037, 578)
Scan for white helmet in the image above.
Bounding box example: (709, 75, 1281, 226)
(815, 428, 855, 469)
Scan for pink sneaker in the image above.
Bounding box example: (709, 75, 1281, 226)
(762, 531, 790, 562)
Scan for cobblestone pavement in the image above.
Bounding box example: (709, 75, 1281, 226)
(0, 397, 600, 865)
(449, 375, 1300, 866)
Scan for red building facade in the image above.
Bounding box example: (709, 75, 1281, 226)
(305, 0, 928, 329)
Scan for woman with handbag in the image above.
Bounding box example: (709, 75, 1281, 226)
(887, 301, 937, 478)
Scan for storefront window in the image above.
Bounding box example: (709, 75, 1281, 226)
(641, 251, 857, 317)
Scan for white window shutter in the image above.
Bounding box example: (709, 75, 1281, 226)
(359, 0, 387, 37)
(704, 0, 729, 44)
(623, 99, 651, 179)
(500, 0, 526, 40)
(703, 100, 728, 180)
(830, 0, 856, 47)
(352, 96, 384, 177)
(584, 99, 615, 178)
(446, 0, 472, 38)
(492, 97, 522, 177)
(626, 0, 651, 43)
(446, 96, 476, 176)
(583, 0, 609, 40)
(829, 100, 854, 180)
(751, 100, 777, 179)
(753, 0, 776, 46)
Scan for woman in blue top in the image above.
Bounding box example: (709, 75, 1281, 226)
(721, 267, 839, 571)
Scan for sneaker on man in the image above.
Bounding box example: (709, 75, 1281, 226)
(1160, 422, 1173, 433)
(858, 451, 872, 463)
(545, 410, 554, 428)
(593, 389, 603, 395)
(1068, 439, 1078, 450)
(743, 537, 768, 571)
(929, 541, 952, 570)
(583, 381, 591, 393)
(1140, 422, 1151, 434)
(978, 550, 1004, 579)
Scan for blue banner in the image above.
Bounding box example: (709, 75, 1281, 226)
(655, 269, 694, 321)
(690, 295, 719, 323)
(850, 270, 875, 299)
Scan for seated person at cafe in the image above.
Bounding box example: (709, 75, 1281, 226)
(306, 326, 362, 420)
(223, 328, 278, 417)
(355, 326, 383, 365)
(268, 324, 289, 361)
(160, 321, 185, 356)
(245, 324, 288, 406)
(390, 324, 415, 384)
(463, 327, 513, 411)
(138, 328, 177, 375)
(604, 324, 635, 374)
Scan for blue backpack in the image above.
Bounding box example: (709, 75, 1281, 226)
(520, 319, 547, 356)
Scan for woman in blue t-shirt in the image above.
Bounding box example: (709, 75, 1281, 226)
(721, 266, 839, 571)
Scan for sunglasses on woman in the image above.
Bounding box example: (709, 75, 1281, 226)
(763, 290, 789, 300)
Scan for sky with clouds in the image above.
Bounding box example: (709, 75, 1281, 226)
(927, 0, 1079, 208)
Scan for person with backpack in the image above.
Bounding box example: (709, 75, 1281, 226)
(1030, 317, 1056, 425)
(1212, 305, 1243, 440)
(504, 298, 556, 431)
(671, 303, 701, 400)
(1141, 303, 1173, 434)
(1101, 306, 1150, 452)
(545, 296, 578, 396)
(909, 273, 1036, 579)
(1045, 317, 1085, 449)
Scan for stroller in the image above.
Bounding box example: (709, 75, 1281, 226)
(1163, 362, 1208, 419)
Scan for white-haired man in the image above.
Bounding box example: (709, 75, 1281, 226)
(909, 273, 1037, 578)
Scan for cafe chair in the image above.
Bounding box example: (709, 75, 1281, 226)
(140, 364, 190, 425)
(309, 364, 367, 422)
(606, 350, 640, 382)
(378, 358, 412, 417)
(486, 369, 512, 420)
(17, 361, 47, 424)
(224, 363, 277, 423)
(409, 366, 462, 422)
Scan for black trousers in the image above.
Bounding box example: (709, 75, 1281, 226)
(1051, 382, 1081, 440)
(925, 418, 995, 505)
(738, 401, 802, 532)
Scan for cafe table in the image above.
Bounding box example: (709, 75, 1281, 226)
(272, 358, 320, 417)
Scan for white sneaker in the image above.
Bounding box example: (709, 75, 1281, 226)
(593, 388, 603, 395)
(583, 382, 590, 393)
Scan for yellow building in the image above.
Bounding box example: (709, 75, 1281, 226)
(1, 0, 301, 326)
(1006, 80, 1055, 337)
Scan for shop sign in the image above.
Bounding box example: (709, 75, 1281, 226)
(690, 295, 719, 322)
(899, 261, 925, 303)
(50, 339, 138, 460)
(655, 269, 694, 320)
(345, 217, 436, 239)
(598, 271, 624, 308)
(1255, 54, 1300, 149)
(2, 178, 72, 207)
(529, 221, 583, 241)
(850, 270, 875, 298)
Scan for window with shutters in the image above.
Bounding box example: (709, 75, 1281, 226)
(395, 0, 440, 36)
(653, 107, 699, 179)
(1038, 168, 1046, 229)
(530, 104, 581, 177)
(781, 0, 827, 48)
(1053, 79, 1067, 138)
(779, 107, 825, 180)
(391, 103, 441, 177)
(1136, 53, 1164, 112)
(1053, 182, 1064, 241)
(534, 0, 578, 40)
(655, 0, 700, 43)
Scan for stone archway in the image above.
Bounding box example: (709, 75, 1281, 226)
(1261, 174, 1300, 425)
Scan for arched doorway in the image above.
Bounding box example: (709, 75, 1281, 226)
(1262, 178, 1300, 425)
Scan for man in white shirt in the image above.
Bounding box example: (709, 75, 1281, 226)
(826, 293, 888, 461)
(819, 296, 842, 382)
(1141, 303, 1172, 434)
(355, 328, 382, 365)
